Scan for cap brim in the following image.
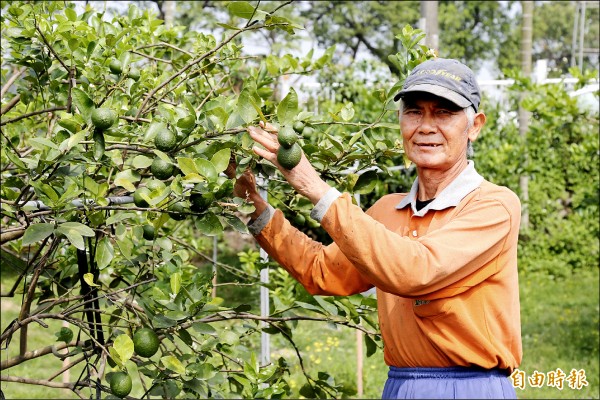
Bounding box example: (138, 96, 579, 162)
(394, 84, 471, 108)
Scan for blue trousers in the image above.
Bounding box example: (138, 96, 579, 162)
(382, 366, 517, 399)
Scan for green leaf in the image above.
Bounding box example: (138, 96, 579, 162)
(155, 237, 172, 252)
(93, 130, 105, 160)
(72, 88, 95, 122)
(30, 137, 59, 150)
(195, 158, 217, 181)
(170, 272, 181, 295)
(354, 170, 379, 194)
(95, 237, 113, 269)
(106, 212, 136, 226)
(55, 327, 73, 344)
(22, 223, 54, 246)
(340, 103, 355, 121)
(67, 130, 86, 150)
(192, 322, 217, 336)
(227, 1, 255, 19)
(131, 155, 153, 169)
(114, 169, 141, 192)
(210, 148, 231, 174)
(5, 149, 27, 170)
(58, 117, 81, 134)
(186, 362, 217, 380)
(277, 88, 298, 126)
(65, 7, 77, 21)
(109, 347, 124, 368)
(83, 273, 100, 287)
(364, 334, 377, 357)
(177, 157, 199, 176)
(194, 212, 223, 236)
(60, 230, 85, 250)
(314, 297, 338, 316)
(114, 334, 134, 364)
(237, 89, 259, 123)
(221, 214, 248, 234)
(59, 222, 95, 237)
(161, 355, 186, 375)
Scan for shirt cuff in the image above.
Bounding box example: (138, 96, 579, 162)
(310, 188, 342, 222)
(248, 205, 276, 235)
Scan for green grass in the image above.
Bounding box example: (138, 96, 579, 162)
(2, 260, 598, 399)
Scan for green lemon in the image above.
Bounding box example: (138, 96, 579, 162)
(109, 59, 123, 75)
(277, 126, 298, 148)
(277, 142, 302, 170)
(109, 372, 132, 399)
(302, 126, 315, 139)
(127, 67, 140, 81)
(91, 108, 117, 131)
(142, 225, 155, 241)
(189, 193, 214, 212)
(133, 187, 150, 208)
(168, 202, 187, 220)
(154, 128, 177, 152)
(133, 327, 160, 358)
(150, 157, 174, 181)
(293, 120, 305, 133)
(293, 213, 306, 226)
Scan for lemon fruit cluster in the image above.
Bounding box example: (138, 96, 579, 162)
(276, 125, 302, 170)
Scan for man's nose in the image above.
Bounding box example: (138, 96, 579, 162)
(417, 112, 437, 134)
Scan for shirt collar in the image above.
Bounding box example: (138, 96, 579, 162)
(397, 160, 484, 217)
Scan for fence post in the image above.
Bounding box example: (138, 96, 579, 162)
(258, 176, 270, 366)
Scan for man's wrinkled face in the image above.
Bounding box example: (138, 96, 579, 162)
(400, 93, 480, 171)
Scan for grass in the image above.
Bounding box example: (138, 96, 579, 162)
(1, 258, 598, 399)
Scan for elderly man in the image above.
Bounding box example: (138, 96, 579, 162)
(229, 58, 522, 399)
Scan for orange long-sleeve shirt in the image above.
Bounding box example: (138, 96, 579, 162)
(252, 162, 522, 371)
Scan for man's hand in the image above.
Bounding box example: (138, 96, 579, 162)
(225, 162, 267, 220)
(248, 121, 331, 205)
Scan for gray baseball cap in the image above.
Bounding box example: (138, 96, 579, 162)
(394, 58, 481, 112)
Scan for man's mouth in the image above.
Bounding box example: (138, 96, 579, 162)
(417, 143, 441, 147)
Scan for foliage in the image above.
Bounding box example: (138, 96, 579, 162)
(474, 68, 599, 276)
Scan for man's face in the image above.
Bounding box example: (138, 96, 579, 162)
(400, 94, 480, 171)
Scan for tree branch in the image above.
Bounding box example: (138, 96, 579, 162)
(136, 23, 266, 118)
(1, 67, 26, 98)
(0, 106, 67, 126)
(1, 375, 75, 389)
(0, 94, 21, 115)
(0, 340, 87, 370)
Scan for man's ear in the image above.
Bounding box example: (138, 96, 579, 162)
(468, 112, 486, 142)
